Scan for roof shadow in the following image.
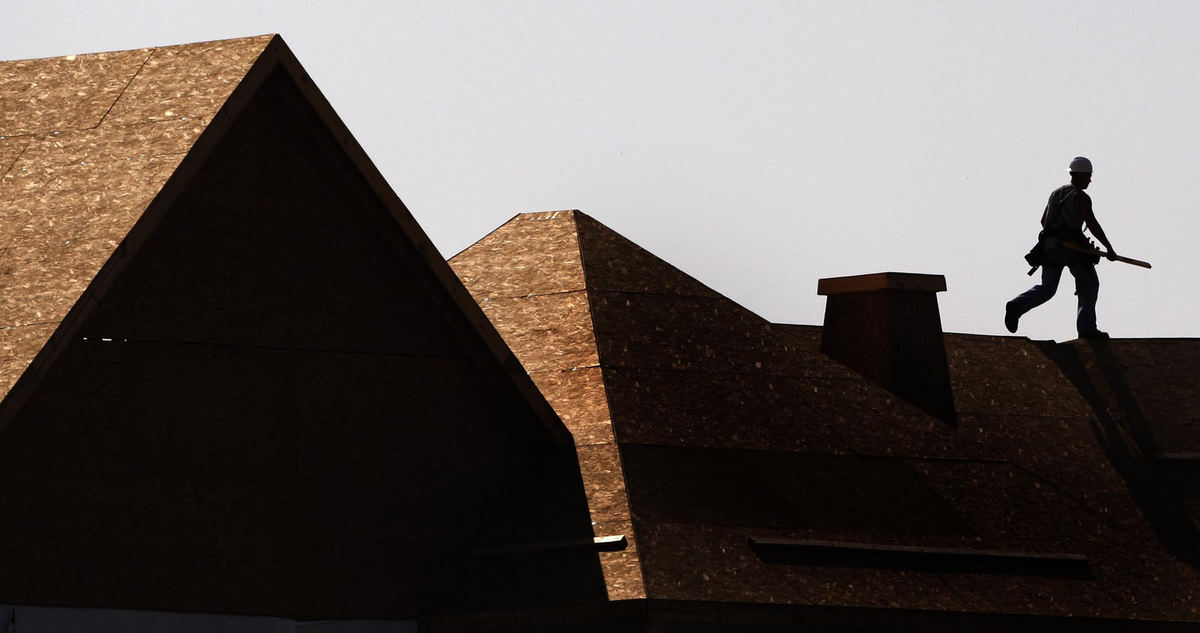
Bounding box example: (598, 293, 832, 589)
(1035, 339, 1200, 569)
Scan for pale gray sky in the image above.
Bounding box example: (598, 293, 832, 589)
(4, 1, 1197, 341)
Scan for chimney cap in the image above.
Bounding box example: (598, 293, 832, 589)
(817, 272, 946, 296)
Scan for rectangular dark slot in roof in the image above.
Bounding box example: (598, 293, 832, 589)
(621, 445, 974, 536)
(1158, 453, 1200, 462)
(749, 537, 1092, 579)
(469, 535, 626, 557)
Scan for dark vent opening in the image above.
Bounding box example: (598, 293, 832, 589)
(750, 537, 1092, 579)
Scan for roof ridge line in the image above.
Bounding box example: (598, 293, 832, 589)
(568, 210, 650, 599)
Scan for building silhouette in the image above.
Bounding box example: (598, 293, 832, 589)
(2, 35, 1199, 632)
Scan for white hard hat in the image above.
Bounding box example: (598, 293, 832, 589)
(1069, 156, 1093, 173)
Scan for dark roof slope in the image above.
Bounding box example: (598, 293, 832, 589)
(452, 210, 1200, 624)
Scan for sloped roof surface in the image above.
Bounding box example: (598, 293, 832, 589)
(0, 37, 582, 619)
(451, 211, 644, 600)
(452, 210, 1200, 622)
(1, 35, 273, 398)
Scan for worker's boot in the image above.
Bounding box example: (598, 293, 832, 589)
(1004, 301, 1020, 334)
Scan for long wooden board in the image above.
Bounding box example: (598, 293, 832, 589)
(1062, 241, 1152, 269)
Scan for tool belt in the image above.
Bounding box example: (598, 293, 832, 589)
(1024, 228, 1097, 274)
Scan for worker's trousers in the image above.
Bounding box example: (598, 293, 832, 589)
(1009, 260, 1100, 335)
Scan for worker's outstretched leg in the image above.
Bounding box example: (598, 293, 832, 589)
(1071, 261, 1104, 338)
(1006, 264, 1064, 332)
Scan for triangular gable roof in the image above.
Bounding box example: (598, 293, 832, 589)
(0, 36, 583, 619)
(0, 35, 566, 446)
(452, 210, 1200, 624)
(1, 36, 273, 400)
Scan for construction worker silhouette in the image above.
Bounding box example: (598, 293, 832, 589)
(1005, 157, 1118, 339)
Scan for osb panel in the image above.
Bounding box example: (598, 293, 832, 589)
(13, 118, 204, 167)
(589, 291, 771, 374)
(576, 442, 644, 600)
(905, 459, 1113, 544)
(1087, 532, 1200, 621)
(636, 522, 974, 611)
(942, 512, 1200, 620)
(945, 334, 1088, 418)
(0, 150, 182, 330)
(0, 137, 29, 175)
(0, 48, 150, 136)
(959, 413, 1131, 498)
(574, 212, 721, 297)
(621, 444, 972, 537)
(623, 445, 1188, 618)
(602, 367, 854, 453)
(600, 365, 987, 461)
(771, 323, 863, 380)
(1, 124, 197, 246)
(576, 443, 633, 538)
(529, 367, 614, 446)
(597, 518, 645, 601)
(936, 559, 1123, 619)
(640, 523, 1175, 619)
(450, 211, 586, 297)
(0, 323, 56, 397)
(0, 240, 110, 327)
(475, 293, 599, 374)
(102, 36, 273, 126)
(805, 378, 990, 461)
(1073, 339, 1200, 453)
(589, 291, 862, 379)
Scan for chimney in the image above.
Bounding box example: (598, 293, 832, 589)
(817, 272, 956, 425)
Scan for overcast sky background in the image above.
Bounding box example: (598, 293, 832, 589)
(3, 1, 1197, 341)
